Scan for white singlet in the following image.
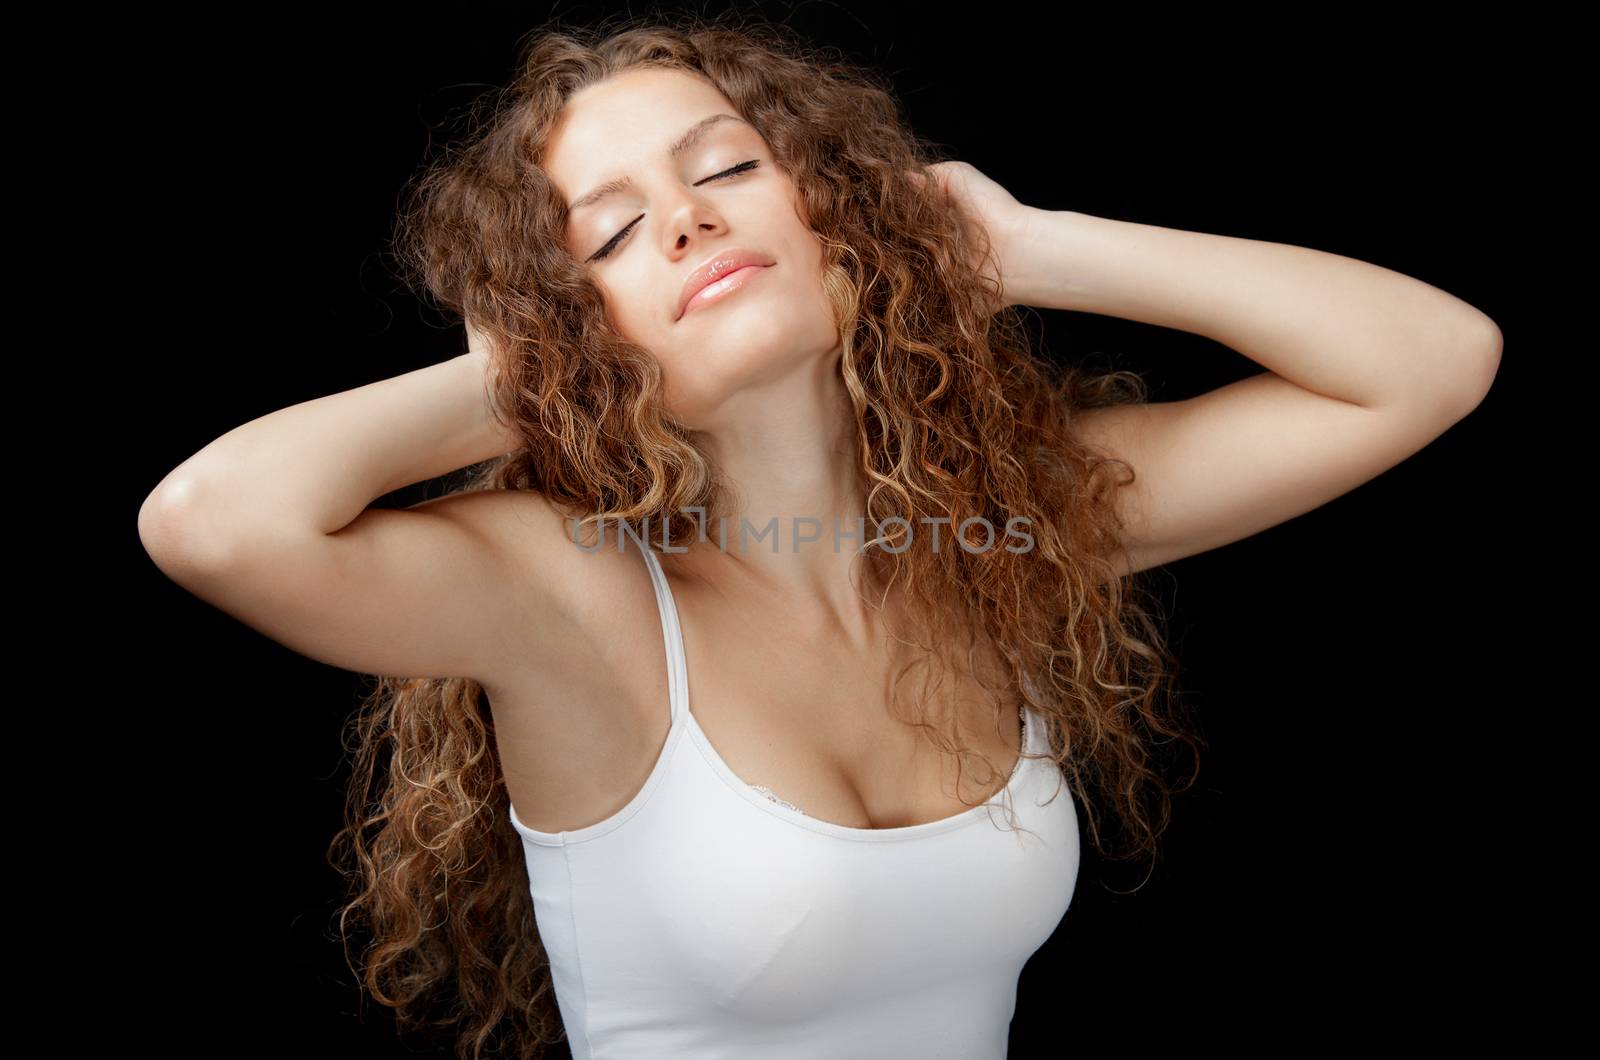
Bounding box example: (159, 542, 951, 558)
(508, 544, 1081, 1059)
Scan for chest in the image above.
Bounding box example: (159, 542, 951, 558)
(667, 578, 1025, 831)
(494, 552, 1026, 837)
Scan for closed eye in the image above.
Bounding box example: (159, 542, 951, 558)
(586, 159, 761, 263)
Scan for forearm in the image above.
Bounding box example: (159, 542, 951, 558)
(142, 349, 524, 554)
(1007, 209, 1502, 409)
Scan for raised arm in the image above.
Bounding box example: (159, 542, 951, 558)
(1008, 209, 1503, 578)
(136, 333, 578, 690)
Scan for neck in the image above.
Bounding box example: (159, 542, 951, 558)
(664, 353, 887, 642)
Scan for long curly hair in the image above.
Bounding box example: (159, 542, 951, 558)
(327, 11, 1205, 1059)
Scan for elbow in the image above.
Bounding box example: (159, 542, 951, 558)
(1428, 311, 1502, 417)
(138, 477, 242, 577)
(1383, 313, 1502, 423)
(1459, 313, 1503, 412)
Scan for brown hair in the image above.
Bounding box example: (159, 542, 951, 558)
(329, 10, 1204, 1059)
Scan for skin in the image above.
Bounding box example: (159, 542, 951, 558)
(142, 65, 1499, 834)
(543, 67, 887, 635)
(138, 66, 1025, 836)
(529, 66, 1503, 829)
(527, 68, 1024, 828)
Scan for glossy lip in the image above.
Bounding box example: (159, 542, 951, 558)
(678, 264, 771, 321)
(675, 248, 777, 322)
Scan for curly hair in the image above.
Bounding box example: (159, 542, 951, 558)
(327, 10, 1205, 1059)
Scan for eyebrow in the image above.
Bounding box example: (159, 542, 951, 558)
(566, 113, 752, 214)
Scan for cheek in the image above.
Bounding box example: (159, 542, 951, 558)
(623, 310, 670, 357)
(590, 277, 648, 343)
(787, 178, 814, 231)
(790, 240, 837, 329)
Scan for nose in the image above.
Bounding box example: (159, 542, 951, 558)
(665, 198, 725, 255)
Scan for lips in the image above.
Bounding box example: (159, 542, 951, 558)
(675, 248, 777, 321)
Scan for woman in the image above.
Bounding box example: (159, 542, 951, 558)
(136, 14, 1501, 1060)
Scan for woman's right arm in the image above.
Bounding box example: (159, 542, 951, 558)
(137, 337, 577, 690)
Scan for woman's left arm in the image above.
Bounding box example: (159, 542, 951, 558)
(1003, 207, 1503, 577)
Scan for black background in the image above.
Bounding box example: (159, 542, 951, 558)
(100, 3, 1553, 1056)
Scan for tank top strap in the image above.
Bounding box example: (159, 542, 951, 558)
(637, 546, 689, 726)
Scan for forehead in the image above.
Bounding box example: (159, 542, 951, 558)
(544, 69, 749, 199)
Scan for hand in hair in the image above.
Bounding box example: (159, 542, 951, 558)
(908, 160, 1034, 315)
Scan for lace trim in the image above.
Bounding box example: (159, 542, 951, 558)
(749, 784, 809, 816)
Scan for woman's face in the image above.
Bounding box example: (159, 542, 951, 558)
(543, 68, 839, 430)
